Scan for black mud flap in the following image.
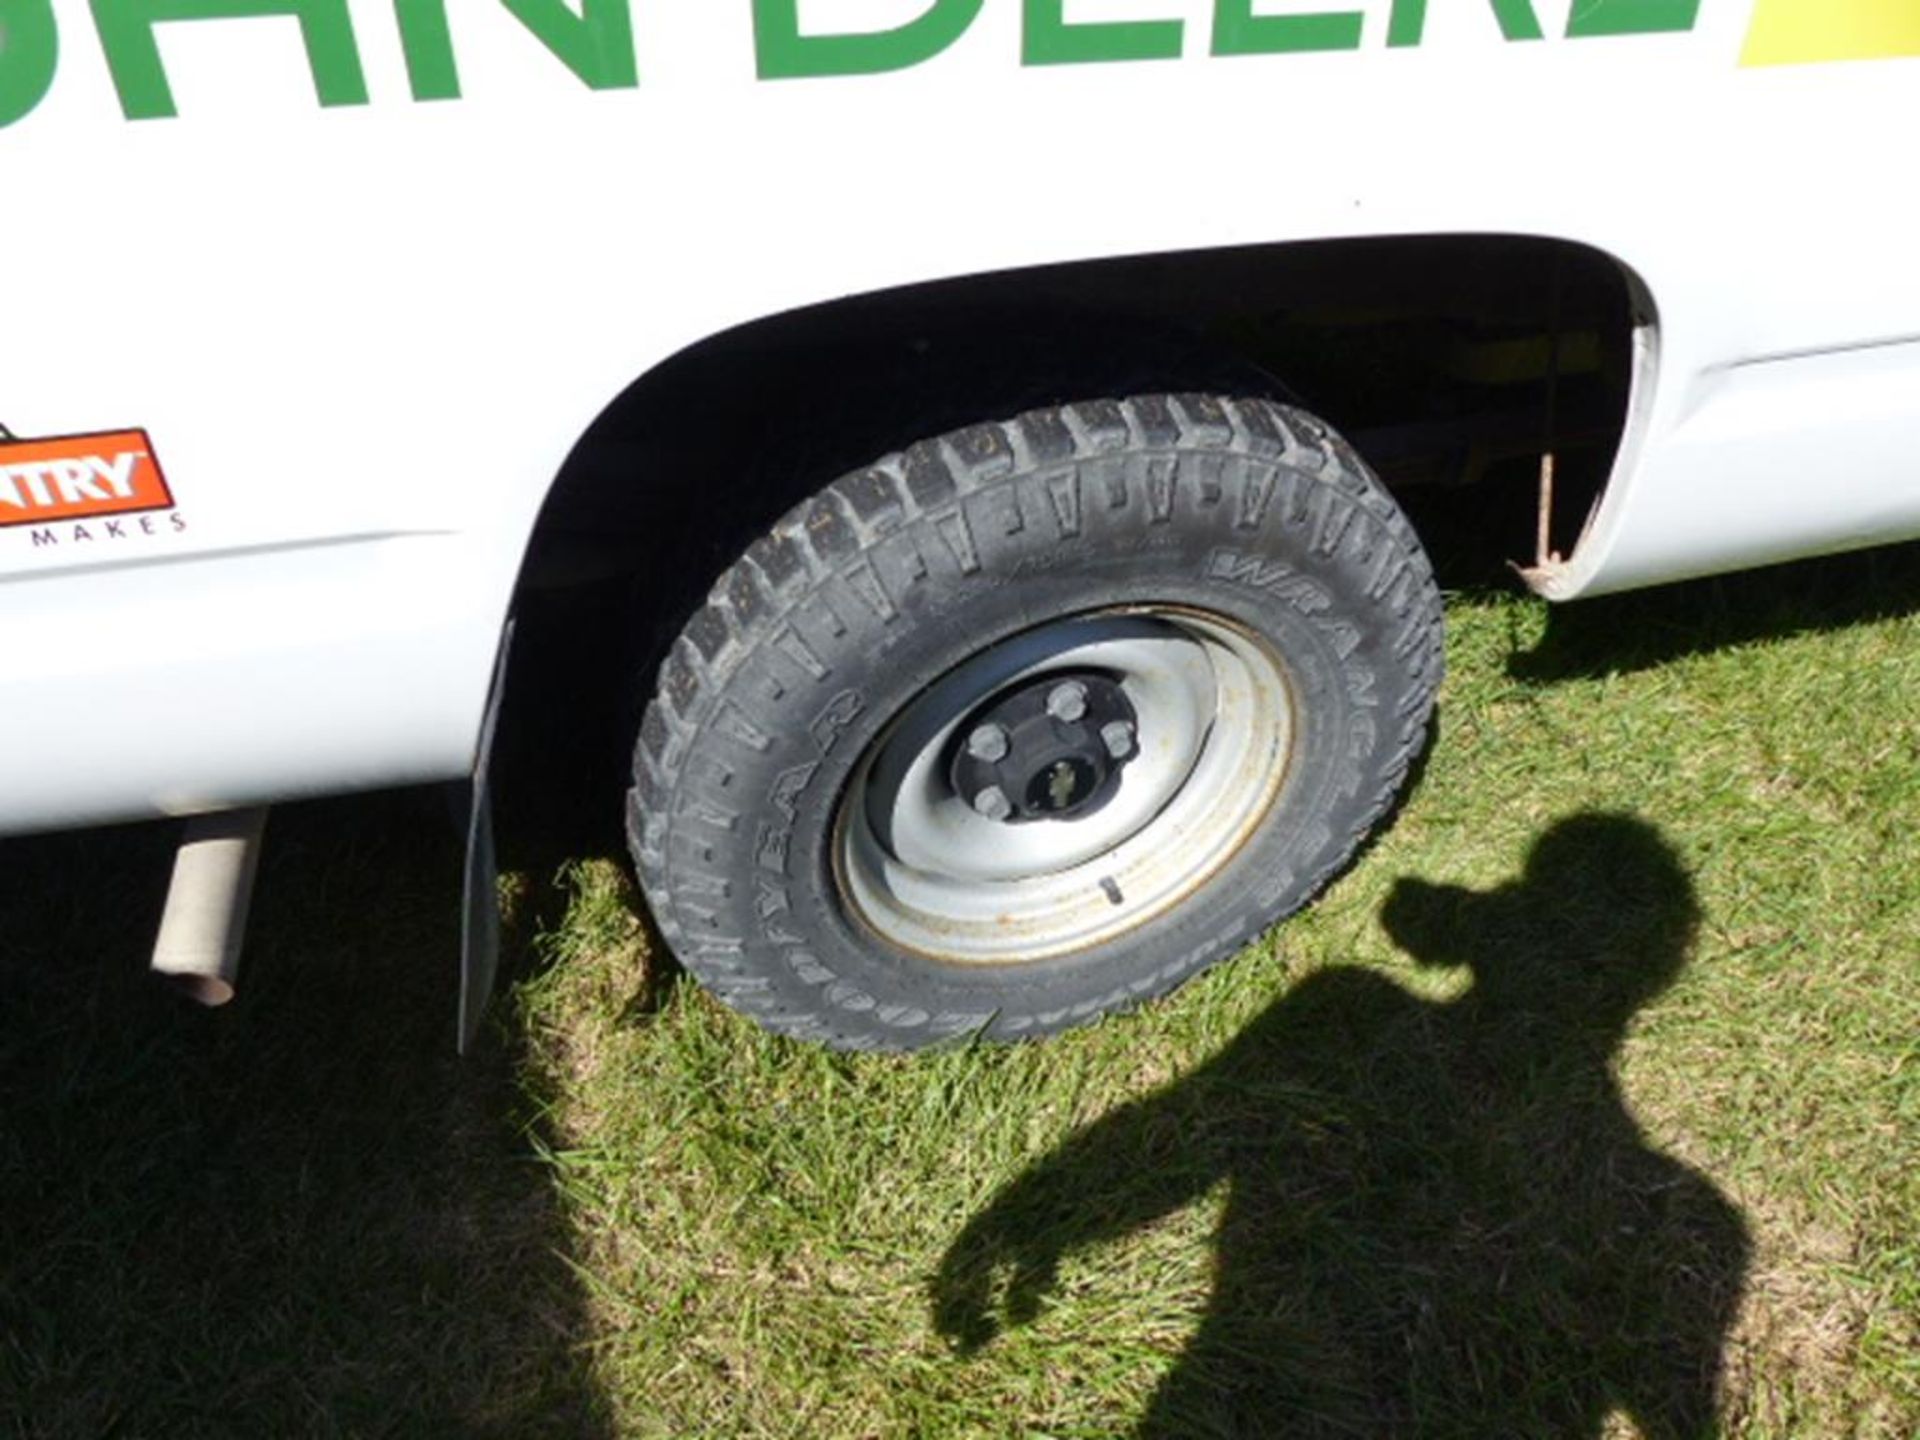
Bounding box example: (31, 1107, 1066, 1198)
(458, 617, 515, 1054)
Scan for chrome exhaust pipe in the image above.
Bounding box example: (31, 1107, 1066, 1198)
(151, 807, 268, 1006)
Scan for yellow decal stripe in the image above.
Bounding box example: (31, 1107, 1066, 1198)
(1743, 0, 1920, 67)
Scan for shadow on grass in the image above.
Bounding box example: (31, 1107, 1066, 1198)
(0, 796, 611, 1439)
(1511, 541, 1920, 683)
(936, 813, 1750, 1438)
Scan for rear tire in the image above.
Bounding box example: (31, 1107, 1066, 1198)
(628, 395, 1442, 1050)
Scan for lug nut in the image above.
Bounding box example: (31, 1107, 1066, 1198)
(972, 785, 1013, 822)
(1101, 720, 1136, 759)
(966, 723, 1010, 762)
(1046, 681, 1089, 723)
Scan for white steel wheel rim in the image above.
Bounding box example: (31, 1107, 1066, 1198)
(835, 609, 1297, 965)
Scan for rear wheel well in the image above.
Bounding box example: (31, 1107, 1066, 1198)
(529, 234, 1638, 608)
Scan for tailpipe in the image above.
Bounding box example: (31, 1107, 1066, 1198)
(152, 807, 269, 1006)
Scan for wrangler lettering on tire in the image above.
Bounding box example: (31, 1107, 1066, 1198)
(627, 395, 1444, 1050)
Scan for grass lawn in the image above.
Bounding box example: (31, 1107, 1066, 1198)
(3, 543, 1918, 1437)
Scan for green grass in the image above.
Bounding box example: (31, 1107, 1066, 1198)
(4, 547, 1920, 1437)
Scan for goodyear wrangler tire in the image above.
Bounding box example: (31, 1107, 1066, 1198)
(627, 395, 1443, 1050)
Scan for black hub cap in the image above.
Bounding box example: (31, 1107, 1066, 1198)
(948, 671, 1139, 824)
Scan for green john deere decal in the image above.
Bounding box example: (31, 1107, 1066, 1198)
(1388, 0, 1544, 47)
(755, 0, 984, 78)
(392, 0, 638, 101)
(1024, 0, 1183, 65)
(0, 0, 637, 124)
(1387, 0, 1699, 44)
(0, 0, 58, 128)
(0, 0, 1722, 130)
(1565, 0, 1701, 38)
(392, 0, 459, 101)
(1743, 0, 1920, 66)
(1213, 2, 1365, 57)
(88, 0, 369, 119)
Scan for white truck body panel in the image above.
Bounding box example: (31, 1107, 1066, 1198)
(3, 1, 1917, 834)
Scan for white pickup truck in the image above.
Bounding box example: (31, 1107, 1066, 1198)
(4, 0, 1917, 1048)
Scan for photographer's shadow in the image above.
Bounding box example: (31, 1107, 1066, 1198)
(936, 814, 1749, 1438)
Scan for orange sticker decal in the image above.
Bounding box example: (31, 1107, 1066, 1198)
(0, 430, 174, 528)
